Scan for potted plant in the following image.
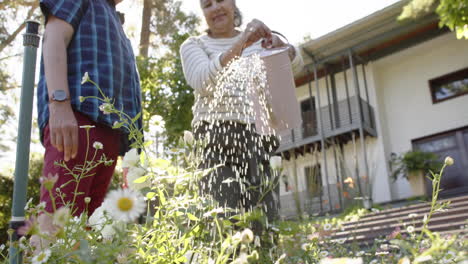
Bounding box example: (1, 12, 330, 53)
(390, 150, 442, 196)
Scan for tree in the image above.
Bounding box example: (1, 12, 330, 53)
(399, 0, 468, 39)
(0, 1, 40, 154)
(137, 0, 200, 147)
(0, 153, 43, 245)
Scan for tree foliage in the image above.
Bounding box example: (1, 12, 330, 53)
(137, 0, 200, 147)
(399, 0, 468, 39)
(0, 153, 43, 245)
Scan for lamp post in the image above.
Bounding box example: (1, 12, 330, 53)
(9, 20, 40, 264)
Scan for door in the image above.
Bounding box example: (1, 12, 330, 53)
(413, 128, 468, 197)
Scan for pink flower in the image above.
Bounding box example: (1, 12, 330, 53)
(37, 213, 60, 236)
(387, 226, 401, 240)
(40, 173, 59, 191)
(18, 216, 38, 236)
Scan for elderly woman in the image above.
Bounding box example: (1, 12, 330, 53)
(180, 0, 303, 226)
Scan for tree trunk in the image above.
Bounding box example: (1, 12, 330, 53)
(139, 0, 152, 58)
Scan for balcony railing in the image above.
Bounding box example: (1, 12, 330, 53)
(277, 95, 377, 152)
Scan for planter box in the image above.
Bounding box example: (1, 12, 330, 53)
(408, 171, 426, 196)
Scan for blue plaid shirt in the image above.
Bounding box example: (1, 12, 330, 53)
(37, 0, 141, 153)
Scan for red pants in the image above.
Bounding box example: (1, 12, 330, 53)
(40, 112, 121, 216)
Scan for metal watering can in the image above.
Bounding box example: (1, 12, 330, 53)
(253, 32, 302, 135)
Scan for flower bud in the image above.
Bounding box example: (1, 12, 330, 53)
(270, 156, 282, 170)
(183, 130, 194, 145)
(444, 156, 454, 166)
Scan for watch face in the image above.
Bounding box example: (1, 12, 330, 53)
(52, 90, 68, 101)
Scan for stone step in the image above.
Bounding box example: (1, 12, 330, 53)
(342, 196, 468, 227)
(330, 220, 467, 245)
(330, 216, 468, 245)
(355, 195, 468, 221)
(339, 203, 468, 232)
(334, 209, 468, 238)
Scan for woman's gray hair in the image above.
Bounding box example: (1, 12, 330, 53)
(233, 5, 243, 27)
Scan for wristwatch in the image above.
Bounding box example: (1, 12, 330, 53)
(50, 90, 69, 102)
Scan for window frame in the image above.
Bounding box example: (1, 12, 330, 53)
(429, 67, 468, 104)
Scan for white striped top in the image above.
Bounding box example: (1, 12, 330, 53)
(180, 33, 304, 126)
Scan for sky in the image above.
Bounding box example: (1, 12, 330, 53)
(178, 0, 402, 45)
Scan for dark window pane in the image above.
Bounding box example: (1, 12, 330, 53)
(430, 67, 468, 103)
(415, 135, 456, 152)
(433, 79, 468, 101)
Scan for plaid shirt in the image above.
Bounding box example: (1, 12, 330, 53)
(37, 0, 141, 153)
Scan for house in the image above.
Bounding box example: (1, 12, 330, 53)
(278, 0, 468, 218)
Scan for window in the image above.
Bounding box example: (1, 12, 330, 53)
(305, 165, 322, 196)
(301, 98, 317, 137)
(429, 67, 468, 103)
(413, 127, 468, 196)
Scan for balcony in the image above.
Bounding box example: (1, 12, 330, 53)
(277, 95, 377, 153)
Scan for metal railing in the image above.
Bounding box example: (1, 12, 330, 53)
(277, 95, 376, 152)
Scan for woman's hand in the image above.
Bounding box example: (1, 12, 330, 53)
(263, 34, 297, 61)
(262, 34, 286, 49)
(242, 19, 272, 48)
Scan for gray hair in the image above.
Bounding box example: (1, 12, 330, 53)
(234, 5, 242, 27)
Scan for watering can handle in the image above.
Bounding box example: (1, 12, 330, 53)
(271, 30, 290, 45)
(240, 31, 290, 55)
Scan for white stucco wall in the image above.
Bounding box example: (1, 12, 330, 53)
(373, 32, 468, 199)
(280, 136, 391, 204)
(281, 32, 468, 208)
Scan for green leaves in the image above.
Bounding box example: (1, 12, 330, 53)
(400, 0, 468, 39)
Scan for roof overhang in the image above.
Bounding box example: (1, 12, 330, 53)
(294, 0, 448, 86)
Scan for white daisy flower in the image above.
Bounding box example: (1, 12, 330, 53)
(93, 141, 103, 150)
(53, 206, 71, 227)
(406, 225, 415, 233)
(122, 148, 140, 168)
(269, 156, 282, 170)
(127, 166, 149, 191)
(103, 188, 145, 222)
(241, 228, 254, 244)
(398, 257, 410, 264)
(375, 251, 389, 256)
(319, 251, 329, 258)
(369, 259, 379, 264)
(323, 223, 332, 231)
(99, 103, 113, 115)
(414, 255, 432, 263)
(408, 213, 418, 218)
(320, 258, 363, 264)
(337, 238, 346, 244)
(81, 72, 90, 84)
(31, 249, 51, 264)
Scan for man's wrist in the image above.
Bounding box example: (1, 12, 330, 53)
(49, 89, 70, 103)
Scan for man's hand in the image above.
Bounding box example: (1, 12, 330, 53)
(43, 15, 77, 161)
(49, 102, 78, 161)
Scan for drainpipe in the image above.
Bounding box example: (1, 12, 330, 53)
(311, 63, 333, 212)
(348, 50, 368, 197)
(9, 20, 40, 264)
